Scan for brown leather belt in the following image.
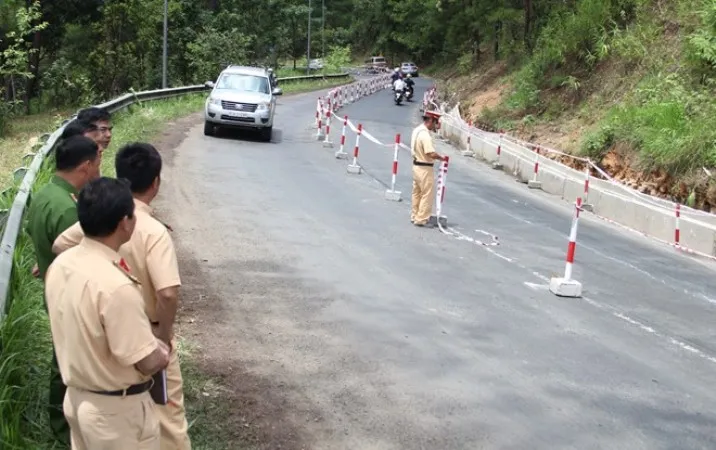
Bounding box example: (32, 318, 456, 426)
(90, 380, 153, 396)
(413, 160, 433, 167)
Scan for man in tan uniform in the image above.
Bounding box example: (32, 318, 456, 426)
(45, 177, 171, 449)
(53, 143, 191, 450)
(410, 110, 446, 228)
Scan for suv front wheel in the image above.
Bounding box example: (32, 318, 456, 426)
(204, 121, 216, 137)
(260, 126, 272, 142)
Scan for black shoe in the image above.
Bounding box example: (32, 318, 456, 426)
(414, 222, 436, 228)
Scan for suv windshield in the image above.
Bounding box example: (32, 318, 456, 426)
(216, 73, 270, 94)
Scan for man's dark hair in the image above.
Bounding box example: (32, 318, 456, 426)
(77, 177, 135, 238)
(60, 119, 97, 141)
(115, 143, 162, 193)
(55, 135, 99, 171)
(76, 107, 111, 125)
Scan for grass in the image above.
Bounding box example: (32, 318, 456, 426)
(0, 109, 73, 189)
(0, 75, 347, 449)
(177, 340, 255, 450)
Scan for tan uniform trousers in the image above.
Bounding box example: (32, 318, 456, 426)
(158, 339, 192, 450)
(63, 386, 160, 450)
(411, 165, 435, 225)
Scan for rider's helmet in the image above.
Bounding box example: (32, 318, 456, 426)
(406, 74, 412, 78)
(394, 67, 400, 72)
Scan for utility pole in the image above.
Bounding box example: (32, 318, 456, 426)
(306, 0, 312, 76)
(162, 0, 168, 88)
(322, 0, 325, 58)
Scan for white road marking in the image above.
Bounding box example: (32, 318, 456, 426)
(524, 282, 549, 291)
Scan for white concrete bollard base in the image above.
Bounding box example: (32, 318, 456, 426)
(527, 180, 543, 189)
(346, 164, 362, 174)
(492, 162, 503, 170)
(322, 140, 334, 148)
(461, 150, 475, 157)
(428, 215, 448, 227)
(384, 190, 402, 202)
(582, 203, 594, 212)
(549, 277, 583, 298)
(316, 132, 325, 141)
(334, 151, 349, 159)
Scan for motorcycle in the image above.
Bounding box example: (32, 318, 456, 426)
(405, 84, 414, 101)
(394, 88, 405, 105)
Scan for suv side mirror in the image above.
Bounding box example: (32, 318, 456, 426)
(204, 81, 215, 89)
(272, 87, 283, 96)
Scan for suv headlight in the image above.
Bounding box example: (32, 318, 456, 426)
(208, 97, 221, 106)
(256, 102, 271, 112)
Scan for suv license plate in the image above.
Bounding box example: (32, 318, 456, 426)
(226, 110, 250, 118)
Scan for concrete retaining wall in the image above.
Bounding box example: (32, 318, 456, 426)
(436, 107, 716, 258)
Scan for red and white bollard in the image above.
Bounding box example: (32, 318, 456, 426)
(527, 145, 542, 189)
(549, 197, 584, 298)
(492, 130, 504, 170)
(462, 121, 475, 157)
(384, 133, 402, 201)
(582, 162, 594, 211)
(316, 117, 324, 141)
(433, 156, 450, 229)
(674, 203, 681, 247)
(335, 115, 349, 159)
(322, 110, 333, 148)
(347, 124, 362, 174)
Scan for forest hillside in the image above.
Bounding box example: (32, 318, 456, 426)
(418, 0, 716, 212)
(3, 0, 716, 210)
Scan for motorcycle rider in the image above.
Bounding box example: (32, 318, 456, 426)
(268, 68, 278, 88)
(404, 74, 415, 100)
(391, 67, 402, 86)
(393, 76, 407, 101)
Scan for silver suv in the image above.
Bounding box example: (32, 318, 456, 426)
(203, 65, 283, 141)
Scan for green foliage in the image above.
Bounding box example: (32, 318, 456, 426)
(0, 1, 48, 135)
(686, 0, 716, 69)
(587, 73, 716, 173)
(186, 26, 252, 82)
(323, 45, 352, 72)
(456, 53, 474, 76)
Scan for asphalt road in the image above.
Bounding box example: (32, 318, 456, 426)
(158, 78, 716, 450)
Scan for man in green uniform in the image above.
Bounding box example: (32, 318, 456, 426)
(31, 119, 103, 278)
(25, 135, 102, 445)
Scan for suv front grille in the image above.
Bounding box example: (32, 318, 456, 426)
(221, 101, 258, 112)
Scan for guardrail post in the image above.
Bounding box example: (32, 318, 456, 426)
(12, 167, 27, 185)
(22, 153, 35, 165)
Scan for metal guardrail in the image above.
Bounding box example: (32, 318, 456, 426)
(0, 71, 351, 319)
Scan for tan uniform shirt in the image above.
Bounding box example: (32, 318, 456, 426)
(45, 237, 157, 391)
(53, 199, 181, 322)
(411, 124, 437, 164)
